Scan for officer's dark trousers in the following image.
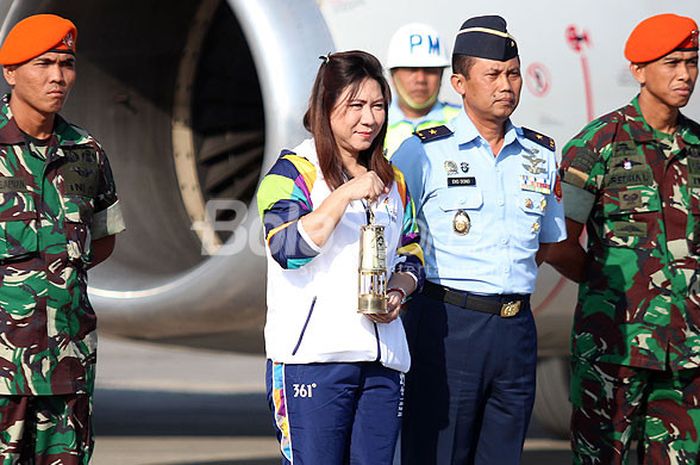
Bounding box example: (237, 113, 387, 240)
(401, 292, 537, 465)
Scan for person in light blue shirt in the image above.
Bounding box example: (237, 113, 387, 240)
(392, 15, 566, 465)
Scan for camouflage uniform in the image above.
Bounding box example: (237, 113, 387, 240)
(0, 94, 125, 464)
(560, 95, 700, 465)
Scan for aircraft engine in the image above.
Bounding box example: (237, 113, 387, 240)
(0, 0, 335, 351)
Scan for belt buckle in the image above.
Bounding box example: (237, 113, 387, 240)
(500, 301, 521, 318)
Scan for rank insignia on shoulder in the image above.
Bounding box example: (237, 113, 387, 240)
(522, 127, 555, 151)
(415, 125, 453, 143)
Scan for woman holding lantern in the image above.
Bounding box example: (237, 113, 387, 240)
(256, 50, 424, 465)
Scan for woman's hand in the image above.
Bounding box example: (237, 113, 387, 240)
(299, 171, 388, 249)
(366, 289, 404, 324)
(339, 171, 388, 203)
(366, 271, 418, 324)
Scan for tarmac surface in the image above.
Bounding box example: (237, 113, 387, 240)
(92, 335, 572, 465)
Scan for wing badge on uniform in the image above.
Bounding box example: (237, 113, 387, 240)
(522, 153, 546, 175)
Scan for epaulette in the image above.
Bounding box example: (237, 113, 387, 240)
(522, 127, 555, 151)
(415, 125, 453, 143)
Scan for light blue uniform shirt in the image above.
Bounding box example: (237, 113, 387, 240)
(392, 111, 566, 294)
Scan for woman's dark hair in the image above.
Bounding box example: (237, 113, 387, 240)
(303, 50, 394, 191)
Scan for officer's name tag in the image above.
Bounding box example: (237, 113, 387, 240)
(520, 175, 550, 194)
(0, 176, 28, 193)
(447, 177, 476, 187)
(604, 167, 653, 188)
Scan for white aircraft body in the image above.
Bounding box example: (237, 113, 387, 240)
(0, 0, 697, 434)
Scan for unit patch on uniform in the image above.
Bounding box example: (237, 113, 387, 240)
(554, 174, 562, 202)
(569, 150, 598, 175)
(0, 176, 28, 193)
(60, 147, 99, 197)
(562, 167, 588, 189)
(688, 156, 700, 175)
(612, 221, 647, 237)
(520, 175, 551, 194)
(460, 162, 469, 173)
(448, 177, 476, 187)
(612, 157, 644, 171)
(689, 152, 700, 189)
(611, 141, 638, 158)
(618, 190, 643, 210)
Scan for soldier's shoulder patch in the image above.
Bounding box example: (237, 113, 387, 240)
(522, 127, 556, 151)
(415, 125, 453, 143)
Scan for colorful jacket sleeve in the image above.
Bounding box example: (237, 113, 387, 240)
(392, 167, 425, 290)
(256, 151, 320, 270)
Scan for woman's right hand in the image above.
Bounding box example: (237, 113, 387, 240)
(299, 171, 388, 249)
(340, 171, 388, 203)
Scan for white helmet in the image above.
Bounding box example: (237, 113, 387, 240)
(386, 22, 450, 69)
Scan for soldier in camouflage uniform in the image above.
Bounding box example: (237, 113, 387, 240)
(545, 14, 700, 465)
(0, 14, 125, 464)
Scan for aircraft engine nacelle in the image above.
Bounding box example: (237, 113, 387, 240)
(0, 0, 335, 351)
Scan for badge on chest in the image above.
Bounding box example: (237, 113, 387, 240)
(60, 147, 99, 197)
(445, 160, 476, 187)
(520, 175, 551, 194)
(453, 210, 471, 235)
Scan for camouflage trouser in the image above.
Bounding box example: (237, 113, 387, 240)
(0, 394, 92, 465)
(570, 357, 700, 465)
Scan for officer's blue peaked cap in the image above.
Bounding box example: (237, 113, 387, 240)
(453, 15, 518, 61)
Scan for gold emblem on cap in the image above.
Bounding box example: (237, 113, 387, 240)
(453, 210, 471, 235)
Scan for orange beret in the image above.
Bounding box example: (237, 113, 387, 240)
(0, 14, 77, 66)
(625, 14, 698, 63)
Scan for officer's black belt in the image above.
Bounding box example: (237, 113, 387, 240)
(422, 281, 529, 318)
